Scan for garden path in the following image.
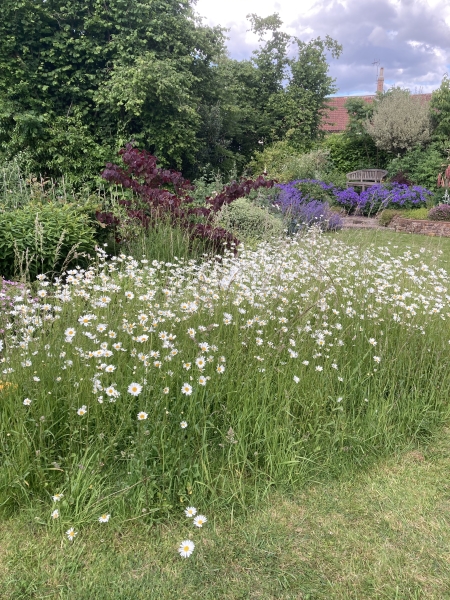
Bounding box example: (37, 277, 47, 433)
(341, 216, 383, 230)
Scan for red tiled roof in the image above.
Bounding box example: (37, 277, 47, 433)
(321, 93, 433, 133)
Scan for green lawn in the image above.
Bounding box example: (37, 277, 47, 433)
(337, 227, 450, 270)
(3, 429, 450, 599)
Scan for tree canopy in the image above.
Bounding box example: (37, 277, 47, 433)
(430, 75, 450, 144)
(364, 88, 431, 155)
(0, 3, 341, 181)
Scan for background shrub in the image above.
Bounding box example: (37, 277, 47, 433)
(364, 88, 431, 155)
(386, 143, 447, 191)
(378, 209, 402, 227)
(428, 204, 450, 221)
(0, 203, 97, 280)
(320, 132, 387, 174)
(248, 142, 334, 183)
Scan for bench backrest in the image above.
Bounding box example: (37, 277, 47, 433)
(346, 169, 388, 183)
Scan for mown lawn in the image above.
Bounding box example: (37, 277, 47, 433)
(338, 227, 450, 270)
(2, 428, 450, 600)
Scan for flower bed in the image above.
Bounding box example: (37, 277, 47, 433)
(333, 183, 433, 215)
(276, 179, 434, 219)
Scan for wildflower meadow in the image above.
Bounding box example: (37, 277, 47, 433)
(2, 228, 450, 562)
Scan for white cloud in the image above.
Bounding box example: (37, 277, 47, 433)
(195, 0, 450, 95)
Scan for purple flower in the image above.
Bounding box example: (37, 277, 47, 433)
(333, 183, 433, 215)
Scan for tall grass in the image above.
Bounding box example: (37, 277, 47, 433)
(124, 217, 211, 264)
(1, 229, 450, 533)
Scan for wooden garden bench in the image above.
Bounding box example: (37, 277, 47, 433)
(346, 169, 388, 191)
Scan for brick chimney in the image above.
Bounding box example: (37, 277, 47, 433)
(377, 67, 384, 93)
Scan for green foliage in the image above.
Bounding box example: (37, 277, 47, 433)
(404, 207, 429, 219)
(214, 197, 283, 243)
(201, 23, 341, 173)
(266, 35, 342, 150)
(378, 207, 429, 227)
(430, 75, 450, 143)
(0, 3, 341, 181)
(0, 0, 226, 179)
(386, 143, 447, 191)
(344, 97, 374, 137)
(247, 141, 332, 182)
(0, 203, 97, 280)
(321, 133, 387, 174)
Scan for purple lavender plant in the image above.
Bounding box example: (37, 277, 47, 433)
(293, 201, 343, 232)
(275, 180, 342, 232)
(333, 183, 433, 216)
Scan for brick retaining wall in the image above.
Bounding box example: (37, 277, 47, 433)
(388, 216, 450, 237)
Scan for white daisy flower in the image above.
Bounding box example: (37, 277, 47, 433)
(181, 383, 192, 396)
(128, 382, 142, 396)
(178, 539, 195, 558)
(66, 527, 77, 541)
(98, 514, 110, 523)
(193, 515, 207, 528)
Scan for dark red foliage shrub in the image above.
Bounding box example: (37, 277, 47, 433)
(428, 204, 450, 221)
(98, 144, 276, 251)
(390, 171, 412, 186)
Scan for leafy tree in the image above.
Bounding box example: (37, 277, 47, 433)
(0, 4, 341, 181)
(195, 14, 342, 173)
(246, 14, 342, 151)
(0, 0, 226, 180)
(430, 74, 450, 143)
(364, 88, 431, 155)
(344, 97, 374, 136)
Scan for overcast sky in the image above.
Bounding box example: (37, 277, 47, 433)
(195, 0, 450, 96)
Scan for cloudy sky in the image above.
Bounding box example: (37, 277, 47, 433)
(195, 0, 450, 96)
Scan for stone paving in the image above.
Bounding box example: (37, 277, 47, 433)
(341, 216, 383, 230)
